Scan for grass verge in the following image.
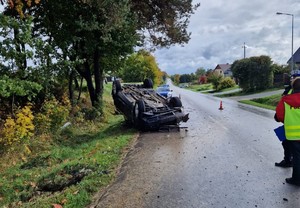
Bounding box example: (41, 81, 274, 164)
(186, 83, 213, 92)
(239, 93, 282, 110)
(217, 87, 283, 98)
(0, 83, 138, 208)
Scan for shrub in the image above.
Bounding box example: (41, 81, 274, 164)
(1, 106, 34, 147)
(199, 75, 207, 84)
(34, 98, 70, 134)
(207, 73, 222, 91)
(34, 113, 51, 135)
(218, 77, 236, 90)
(81, 107, 101, 121)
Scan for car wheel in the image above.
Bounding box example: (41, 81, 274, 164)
(143, 78, 153, 88)
(168, 96, 182, 108)
(112, 80, 122, 96)
(133, 99, 146, 127)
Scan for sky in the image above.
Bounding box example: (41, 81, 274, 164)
(153, 0, 300, 75)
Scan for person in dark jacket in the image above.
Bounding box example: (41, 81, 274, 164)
(274, 80, 293, 168)
(275, 77, 300, 186)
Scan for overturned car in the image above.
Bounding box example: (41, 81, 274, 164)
(112, 79, 189, 131)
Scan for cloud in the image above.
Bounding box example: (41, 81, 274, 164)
(153, 0, 300, 75)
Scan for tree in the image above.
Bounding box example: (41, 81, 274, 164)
(0, 13, 77, 107)
(0, 14, 33, 76)
(195, 67, 206, 77)
(120, 50, 162, 85)
(0, 76, 42, 115)
(0, 0, 41, 18)
(205, 69, 213, 77)
(272, 63, 289, 75)
(207, 73, 222, 91)
(162, 71, 168, 82)
(232, 55, 273, 92)
(131, 0, 200, 47)
(179, 74, 192, 83)
(2, 0, 200, 110)
(272, 63, 290, 87)
(29, 0, 138, 108)
(171, 74, 180, 85)
(0, 14, 69, 114)
(199, 75, 207, 84)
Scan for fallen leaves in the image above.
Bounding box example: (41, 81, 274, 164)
(52, 204, 63, 208)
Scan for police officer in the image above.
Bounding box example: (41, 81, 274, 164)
(275, 77, 300, 185)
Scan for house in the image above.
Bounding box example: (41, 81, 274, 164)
(213, 63, 232, 77)
(287, 47, 300, 75)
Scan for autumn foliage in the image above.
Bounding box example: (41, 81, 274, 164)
(1, 105, 34, 147)
(2, 0, 41, 18)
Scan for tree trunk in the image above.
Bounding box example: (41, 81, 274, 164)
(13, 28, 27, 74)
(83, 60, 96, 106)
(22, 43, 27, 69)
(74, 76, 80, 89)
(68, 70, 75, 106)
(93, 48, 104, 110)
(77, 77, 83, 101)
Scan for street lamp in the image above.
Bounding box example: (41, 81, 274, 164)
(276, 12, 294, 72)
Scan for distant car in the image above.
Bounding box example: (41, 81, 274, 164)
(156, 86, 172, 98)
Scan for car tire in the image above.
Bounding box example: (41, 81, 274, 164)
(143, 78, 153, 89)
(133, 99, 146, 128)
(112, 80, 122, 96)
(168, 97, 182, 108)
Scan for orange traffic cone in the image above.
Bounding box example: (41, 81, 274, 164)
(219, 101, 224, 110)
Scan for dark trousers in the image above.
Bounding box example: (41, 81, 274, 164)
(291, 141, 300, 182)
(282, 140, 293, 162)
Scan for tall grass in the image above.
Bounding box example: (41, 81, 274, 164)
(0, 83, 138, 208)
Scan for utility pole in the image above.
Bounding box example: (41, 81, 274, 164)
(242, 42, 246, 59)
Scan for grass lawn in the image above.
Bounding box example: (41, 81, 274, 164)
(239, 93, 282, 111)
(186, 83, 213, 92)
(186, 83, 240, 94)
(205, 85, 240, 94)
(219, 85, 240, 92)
(185, 82, 282, 110)
(216, 87, 283, 98)
(0, 83, 138, 208)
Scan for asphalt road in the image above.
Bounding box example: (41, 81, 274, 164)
(89, 83, 300, 208)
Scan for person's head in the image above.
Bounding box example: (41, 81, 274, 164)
(292, 77, 300, 92)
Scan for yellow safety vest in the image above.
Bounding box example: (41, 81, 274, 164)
(284, 102, 300, 140)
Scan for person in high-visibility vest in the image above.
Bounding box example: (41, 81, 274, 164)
(275, 77, 300, 186)
(274, 74, 300, 168)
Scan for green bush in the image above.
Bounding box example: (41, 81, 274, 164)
(81, 107, 101, 121)
(218, 77, 236, 90)
(34, 98, 70, 134)
(207, 73, 222, 91)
